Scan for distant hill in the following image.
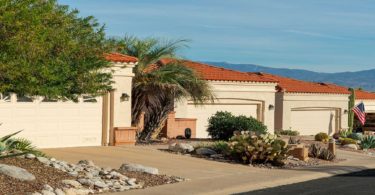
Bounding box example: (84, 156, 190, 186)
(204, 61, 375, 91)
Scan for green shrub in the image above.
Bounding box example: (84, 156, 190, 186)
(308, 144, 335, 161)
(0, 131, 44, 159)
(278, 129, 300, 136)
(211, 141, 230, 155)
(347, 133, 363, 141)
(227, 133, 288, 165)
(339, 137, 357, 145)
(361, 136, 375, 149)
(207, 111, 267, 140)
(315, 132, 329, 142)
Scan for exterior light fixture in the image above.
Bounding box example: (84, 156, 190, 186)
(268, 104, 275, 110)
(344, 109, 348, 114)
(120, 93, 130, 102)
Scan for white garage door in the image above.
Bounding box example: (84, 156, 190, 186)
(291, 109, 336, 135)
(186, 104, 258, 138)
(0, 96, 102, 148)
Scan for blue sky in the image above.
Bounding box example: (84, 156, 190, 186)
(59, 0, 375, 72)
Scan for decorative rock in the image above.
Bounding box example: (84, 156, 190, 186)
(37, 157, 50, 165)
(195, 148, 217, 156)
(343, 144, 358, 150)
(43, 184, 54, 192)
(78, 160, 95, 167)
(94, 181, 108, 188)
(30, 193, 42, 195)
(25, 153, 36, 159)
(0, 164, 36, 181)
(120, 163, 159, 175)
(61, 180, 82, 188)
(168, 143, 194, 153)
(54, 188, 65, 195)
(41, 190, 55, 195)
(63, 188, 92, 195)
(210, 154, 224, 159)
(77, 178, 95, 187)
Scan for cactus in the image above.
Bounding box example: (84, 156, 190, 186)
(348, 88, 356, 132)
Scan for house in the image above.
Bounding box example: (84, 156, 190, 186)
(0, 53, 137, 148)
(355, 90, 375, 132)
(258, 73, 350, 135)
(157, 60, 278, 138)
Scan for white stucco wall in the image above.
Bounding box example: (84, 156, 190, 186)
(110, 62, 135, 127)
(175, 81, 277, 138)
(276, 92, 349, 135)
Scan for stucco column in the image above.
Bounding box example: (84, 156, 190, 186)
(110, 62, 135, 128)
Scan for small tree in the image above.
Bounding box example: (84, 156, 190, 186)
(0, 0, 112, 100)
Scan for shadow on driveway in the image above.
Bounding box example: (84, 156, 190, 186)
(236, 169, 375, 195)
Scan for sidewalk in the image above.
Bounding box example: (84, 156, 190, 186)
(43, 146, 375, 195)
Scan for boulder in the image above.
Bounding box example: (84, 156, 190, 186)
(195, 148, 217, 156)
(25, 153, 36, 159)
(168, 143, 194, 153)
(61, 179, 82, 188)
(343, 144, 358, 150)
(36, 157, 50, 165)
(120, 163, 159, 175)
(0, 164, 35, 181)
(78, 160, 95, 167)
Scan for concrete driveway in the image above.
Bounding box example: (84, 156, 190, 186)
(43, 146, 375, 195)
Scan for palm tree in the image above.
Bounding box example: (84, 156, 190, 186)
(108, 36, 214, 141)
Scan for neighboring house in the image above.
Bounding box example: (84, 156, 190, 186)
(356, 90, 375, 113)
(0, 53, 137, 148)
(258, 73, 350, 136)
(355, 90, 375, 132)
(158, 60, 278, 138)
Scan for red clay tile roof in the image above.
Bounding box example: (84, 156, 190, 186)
(256, 73, 351, 94)
(158, 59, 277, 83)
(355, 90, 375, 100)
(104, 53, 138, 63)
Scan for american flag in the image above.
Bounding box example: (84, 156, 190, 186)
(353, 102, 366, 125)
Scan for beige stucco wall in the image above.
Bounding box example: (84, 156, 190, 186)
(356, 100, 375, 113)
(276, 92, 349, 135)
(110, 62, 135, 127)
(175, 81, 277, 138)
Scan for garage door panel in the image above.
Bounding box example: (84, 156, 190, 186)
(291, 110, 336, 135)
(187, 104, 258, 138)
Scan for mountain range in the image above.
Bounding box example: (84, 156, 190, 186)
(204, 62, 375, 92)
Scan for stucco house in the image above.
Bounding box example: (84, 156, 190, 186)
(257, 73, 350, 136)
(158, 60, 278, 138)
(355, 90, 375, 131)
(0, 53, 137, 148)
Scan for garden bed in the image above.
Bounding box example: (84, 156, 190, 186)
(0, 156, 184, 195)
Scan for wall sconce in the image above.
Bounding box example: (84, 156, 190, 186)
(343, 109, 348, 114)
(120, 93, 130, 102)
(268, 104, 275, 110)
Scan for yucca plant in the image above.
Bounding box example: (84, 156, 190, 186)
(0, 130, 44, 159)
(361, 136, 375, 149)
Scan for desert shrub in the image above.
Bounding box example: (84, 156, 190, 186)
(361, 136, 375, 149)
(308, 144, 335, 161)
(0, 131, 45, 159)
(347, 133, 363, 141)
(207, 111, 267, 140)
(339, 137, 357, 145)
(314, 132, 329, 142)
(211, 141, 230, 154)
(278, 129, 300, 136)
(227, 133, 288, 165)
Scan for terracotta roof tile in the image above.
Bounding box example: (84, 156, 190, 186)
(355, 90, 375, 100)
(158, 59, 277, 83)
(257, 73, 350, 94)
(104, 53, 138, 63)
